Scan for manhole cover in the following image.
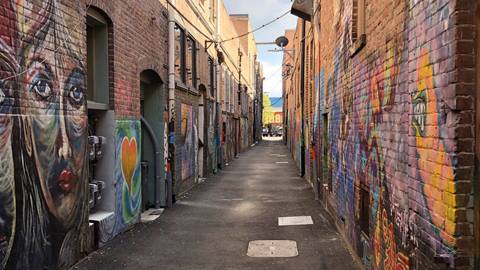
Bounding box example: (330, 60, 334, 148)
(247, 240, 298, 258)
(278, 216, 314, 226)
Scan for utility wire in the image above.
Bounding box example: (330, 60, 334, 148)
(220, 10, 291, 43)
(264, 65, 283, 81)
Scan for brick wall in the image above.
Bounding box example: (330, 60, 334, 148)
(284, 0, 478, 268)
(0, 0, 170, 269)
(0, 0, 90, 268)
(84, 0, 169, 118)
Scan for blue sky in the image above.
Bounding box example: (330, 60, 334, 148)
(223, 0, 297, 97)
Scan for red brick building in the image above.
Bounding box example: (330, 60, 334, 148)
(0, 0, 262, 269)
(285, 0, 480, 268)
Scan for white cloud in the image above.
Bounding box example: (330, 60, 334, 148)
(262, 61, 283, 97)
(223, 0, 295, 98)
(223, 0, 296, 43)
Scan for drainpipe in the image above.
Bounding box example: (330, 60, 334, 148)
(140, 117, 164, 208)
(167, 0, 176, 207)
(300, 19, 306, 178)
(215, 0, 221, 170)
(238, 48, 243, 154)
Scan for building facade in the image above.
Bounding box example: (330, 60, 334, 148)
(285, 0, 479, 269)
(0, 0, 262, 269)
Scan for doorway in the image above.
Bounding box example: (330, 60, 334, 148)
(140, 70, 165, 210)
(198, 84, 207, 179)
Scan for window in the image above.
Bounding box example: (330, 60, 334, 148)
(186, 36, 197, 88)
(175, 24, 186, 83)
(322, 113, 331, 192)
(238, 86, 242, 106)
(208, 57, 215, 97)
(230, 75, 234, 112)
(359, 186, 370, 236)
(87, 8, 110, 108)
(224, 70, 229, 111)
(350, 0, 366, 56)
(210, 0, 216, 22)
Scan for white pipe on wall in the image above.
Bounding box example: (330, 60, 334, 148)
(167, 0, 176, 207)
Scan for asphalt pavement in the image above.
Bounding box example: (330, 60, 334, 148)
(73, 138, 358, 270)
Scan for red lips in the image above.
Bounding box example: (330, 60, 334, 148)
(57, 170, 77, 193)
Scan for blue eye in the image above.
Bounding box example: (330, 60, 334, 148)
(32, 79, 52, 99)
(0, 87, 4, 104)
(69, 86, 84, 104)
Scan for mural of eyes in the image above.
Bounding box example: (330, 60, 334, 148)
(0, 87, 4, 104)
(28, 62, 54, 101)
(32, 77, 53, 99)
(69, 86, 83, 104)
(65, 68, 85, 108)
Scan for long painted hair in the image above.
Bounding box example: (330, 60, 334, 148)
(4, 0, 89, 269)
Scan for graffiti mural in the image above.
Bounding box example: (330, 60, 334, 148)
(179, 104, 198, 181)
(0, 35, 15, 269)
(115, 120, 142, 229)
(0, 0, 89, 269)
(301, 0, 461, 268)
(207, 101, 217, 174)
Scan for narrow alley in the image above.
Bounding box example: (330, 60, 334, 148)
(73, 139, 357, 270)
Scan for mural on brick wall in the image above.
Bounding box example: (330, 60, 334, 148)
(115, 120, 142, 229)
(0, 0, 89, 269)
(207, 101, 217, 173)
(179, 104, 198, 181)
(312, 1, 457, 269)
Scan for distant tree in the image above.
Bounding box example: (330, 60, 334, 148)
(263, 94, 274, 125)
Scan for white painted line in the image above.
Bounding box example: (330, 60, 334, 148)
(276, 161, 289, 164)
(247, 240, 298, 258)
(278, 216, 314, 226)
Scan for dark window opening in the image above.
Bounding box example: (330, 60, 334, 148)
(359, 186, 370, 237)
(175, 24, 186, 83)
(322, 113, 331, 192)
(87, 8, 110, 109)
(350, 0, 366, 55)
(186, 36, 197, 89)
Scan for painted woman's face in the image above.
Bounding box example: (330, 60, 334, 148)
(0, 44, 15, 268)
(20, 20, 87, 227)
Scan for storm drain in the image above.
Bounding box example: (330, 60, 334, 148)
(247, 240, 298, 258)
(278, 216, 314, 226)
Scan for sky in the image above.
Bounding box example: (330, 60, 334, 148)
(223, 0, 297, 98)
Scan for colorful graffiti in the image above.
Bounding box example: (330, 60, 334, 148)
(301, 1, 460, 268)
(0, 0, 89, 269)
(115, 120, 142, 228)
(207, 101, 217, 174)
(179, 104, 198, 181)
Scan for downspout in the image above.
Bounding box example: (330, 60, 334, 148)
(167, 0, 175, 207)
(300, 19, 306, 178)
(140, 117, 164, 208)
(215, 0, 221, 170)
(238, 48, 243, 154)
